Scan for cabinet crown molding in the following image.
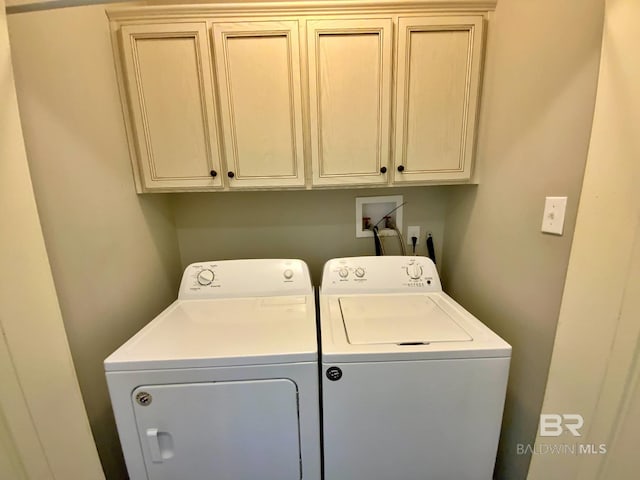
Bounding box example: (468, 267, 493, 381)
(107, 0, 497, 21)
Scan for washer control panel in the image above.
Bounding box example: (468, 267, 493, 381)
(321, 256, 441, 294)
(179, 259, 312, 299)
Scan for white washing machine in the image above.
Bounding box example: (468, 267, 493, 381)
(320, 256, 511, 480)
(105, 259, 320, 480)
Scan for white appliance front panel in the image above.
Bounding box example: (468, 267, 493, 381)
(340, 295, 472, 344)
(322, 357, 510, 480)
(106, 363, 320, 480)
(133, 379, 301, 480)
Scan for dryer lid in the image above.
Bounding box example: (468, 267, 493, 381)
(339, 295, 472, 345)
(104, 295, 317, 371)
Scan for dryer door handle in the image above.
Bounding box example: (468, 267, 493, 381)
(146, 428, 163, 463)
(145, 428, 175, 463)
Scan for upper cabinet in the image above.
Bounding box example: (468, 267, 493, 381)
(393, 16, 485, 184)
(307, 18, 393, 187)
(118, 22, 223, 191)
(108, 1, 495, 193)
(212, 20, 305, 188)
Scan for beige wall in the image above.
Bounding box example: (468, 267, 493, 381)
(0, 408, 26, 480)
(172, 186, 450, 285)
(1, 0, 105, 476)
(5, 1, 608, 479)
(440, 1, 604, 479)
(7, 4, 182, 478)
(529, 0, 640, 477)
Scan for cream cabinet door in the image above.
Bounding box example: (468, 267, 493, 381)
(212, 20, 305, 188)
(119, 23, 223, 191)
(393, 16, 484, 183)
(307, 19, 393, 186)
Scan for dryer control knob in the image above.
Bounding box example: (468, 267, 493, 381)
(283, 269, 294, 280)
(197, 269, 215, 286)
(338, 268, 349, 279)
(407, 265, 423, 280)
(354, 267, 365, 278)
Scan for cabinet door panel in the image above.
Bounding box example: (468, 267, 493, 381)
(213, 21, 305, 187)
(394, 16, 484, 183)
(308, 19, 392, 186)
(120, 23, 222, 191)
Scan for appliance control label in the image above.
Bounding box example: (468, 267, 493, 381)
(326, 366, 343, 381)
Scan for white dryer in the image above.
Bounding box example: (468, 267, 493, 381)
(105, 259, 320, 480)
(319, 256, 511, 480)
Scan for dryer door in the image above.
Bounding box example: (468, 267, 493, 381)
(132, 379, 301, 480)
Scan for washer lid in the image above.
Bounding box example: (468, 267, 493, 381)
(339, 295, 472, 345)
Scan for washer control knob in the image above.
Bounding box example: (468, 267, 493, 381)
(197, 268, 215, 286)
(354, 267, 365, 278)
(407, 265, 423, 280)
(338, 268, 349, 279)
(283, 269, 294, 280)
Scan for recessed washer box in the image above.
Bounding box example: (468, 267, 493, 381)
(355, 195, 404, 238)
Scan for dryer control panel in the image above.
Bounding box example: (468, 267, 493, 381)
(179, 259, 312, 299)
(321, 256, 442, 294)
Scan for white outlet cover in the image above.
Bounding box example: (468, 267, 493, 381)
(407, 226, 421, 245)
(541, 196, 568, 235)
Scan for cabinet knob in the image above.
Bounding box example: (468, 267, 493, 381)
(380, 166, 387, 174)
(397, 165, 405, 172)
(227, 171, 235, 178)
(210, 170, 217, 178)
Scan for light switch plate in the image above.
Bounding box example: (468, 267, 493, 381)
(541, 197, 567, 235)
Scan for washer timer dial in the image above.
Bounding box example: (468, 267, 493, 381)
(196, 269, 215, 286)
(407, 265, 423, 280)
